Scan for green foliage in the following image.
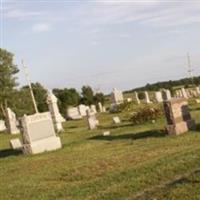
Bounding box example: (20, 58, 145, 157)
(94, 92, 105, 105)
(130, 106, 163, 124)
(138, 92, 145, 100)
(81, 85, 94, 105)
(0, 48, 19, 117)
(53, 88, 81, 115)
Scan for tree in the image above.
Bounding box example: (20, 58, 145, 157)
(53, 88, 81, 115)
(94, 92, 105, 105)
(0, 48, 19, 118)
(22, 82, 48, 113)
(81, 86, 94, 105)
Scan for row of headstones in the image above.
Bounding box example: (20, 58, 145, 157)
(111, 88, 172, 106)
(66, 102, 106, 120)
(111, 86, 200, 106)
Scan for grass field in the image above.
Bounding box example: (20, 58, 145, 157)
(0, 101, 200, 200)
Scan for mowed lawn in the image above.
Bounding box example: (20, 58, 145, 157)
(0, 103, 200, 200)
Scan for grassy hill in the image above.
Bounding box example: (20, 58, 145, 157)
(0, 101, 200, 200)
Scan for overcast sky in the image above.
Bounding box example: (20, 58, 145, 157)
(1, 0, 200, 93)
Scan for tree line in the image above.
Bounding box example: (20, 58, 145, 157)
(0, 48, 105, 118)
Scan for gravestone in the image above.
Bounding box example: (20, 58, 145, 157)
(126, 98, 132, 102)
(90, 105, 97, 114)
(21, 112, 62, 154)
(0, 120, 6, 132)
(6, 107, 20, 135)
(10, 138, 22, 150)
(113, 116, 121, 124)
(46, 90, 64, 132)
(144, 91, 152, 104)
(162, 89, 171, 101)
(66, 107, 82, 120)
(155, 91, 163, 103)
(111, 88, 124, 105)
(78, 104, 88, 116)
(86, 109, 99, 130)
(135, 92, 140, 104)
(103, 131, 110, 136)
(98, 102, 103, 112)
(196, 86, 200, 95)
(163, 98, 195, 135)
(181, 88, 188, 99)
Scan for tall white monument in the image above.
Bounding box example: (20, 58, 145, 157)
(135, 92, 140, 104)
(144, 91, 152, 104)
(111, 88, 124, 105)
(5, 107, 19, 134)
(155, 91, 163, 103)
(46, 90, 65, 132)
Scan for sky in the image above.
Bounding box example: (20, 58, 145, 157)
(1, 0, 200, 93)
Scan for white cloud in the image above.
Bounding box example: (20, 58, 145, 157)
(32, 23, 51, 33)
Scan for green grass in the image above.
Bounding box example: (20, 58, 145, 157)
(0, 102, 200, 200)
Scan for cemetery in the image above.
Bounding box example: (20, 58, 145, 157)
(1, 1, 200, 198)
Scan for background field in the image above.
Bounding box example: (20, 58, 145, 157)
(0, 100, 200, 200)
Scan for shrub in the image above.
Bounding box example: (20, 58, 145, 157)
(130, 106, 163, 124)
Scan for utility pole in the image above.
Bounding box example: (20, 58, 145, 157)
(187, 53, 194, 84)
(21, 60, 39, 113)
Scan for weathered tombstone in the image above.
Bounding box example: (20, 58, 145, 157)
(162, 89, 171, 101)
(155, 91, 163, 103)
(86, 109, 99, 130)
(111, 88, 124, 105)
(102, 106, 106, 112)
(78, 104, 88, 116)
(98, 102, 103, 112)
(181, 88, 188, 99)
(144, 91, 152, 104)
(10, 138, 22, 150)
(66, 107, 82, 120)
(103, 131, 110, 136)
(21, 112, 62, 154)
(196, 86, 200, 95)
(163, 98, 195, 135)
(46, 90, 64, 132)
(126, 98, 132, 102)
(0, 120, 6, 132)
(113, 116, 121, 124)
(90, 104, 97, 114)
(5, 107, 20, 135)
(135, 92, 140, 104)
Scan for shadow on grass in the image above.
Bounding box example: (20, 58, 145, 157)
(89, 129, 166, 141)
(190, 123, 200, 132)
(0, 148, 22, 158)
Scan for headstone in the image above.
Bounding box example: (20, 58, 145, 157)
(6, 107, 20, 135)
(98, 102, 103, 112)
(0, 120, 6, 132)
(162, 89, 171, 101)
(102, 106, 106, 112)
(10, 138, 22, 150)
(66, 107, 82, 120)
(155, 91, 163, 103)
(113, 116, 121, 124)
(163, 98, 195, 135)
(196, 86, 200, 95)
(46, 90, 64, 132)
(181, 88, 188, 99)
(111, 88, 124, 105)
(144, 91, 152, 104)
(126, 98, 132, 102)
(21, 112, 62, 154)
(86, 109, 99, 130)
(103, 131, 110, 136)
(135, 92, 140, 104)
(90, 105, 97, 114)
(78, 104, 88, 116)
